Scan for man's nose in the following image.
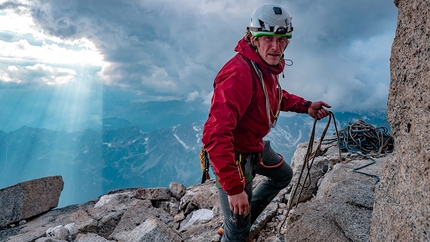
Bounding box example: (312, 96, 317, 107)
(270, 40, 281, 50)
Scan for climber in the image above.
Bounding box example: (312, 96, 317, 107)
(201, 4, 331, 241)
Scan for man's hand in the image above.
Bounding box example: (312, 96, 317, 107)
(228, 191, 249, 215)
(308, 101, 331, 120)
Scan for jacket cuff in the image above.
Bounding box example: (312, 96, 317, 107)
(226, 184, 244, 196)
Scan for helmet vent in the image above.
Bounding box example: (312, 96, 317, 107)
(258, 19, 265, 28)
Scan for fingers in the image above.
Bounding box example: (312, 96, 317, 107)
(243, 204, 250, 215)
(308, 101, 331, 120)
(230, 203, 250, 215)
(316, 108, 330, 120)
(309, 101, 331, 110)
(321, 101, 332, 108)
(228, 192, 250, 215)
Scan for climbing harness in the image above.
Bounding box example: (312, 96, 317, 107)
(258, 152, 284, 169)
(236, 153, 247, 188)
(199, 147, 211, 184)
(200, 147, 258, 188)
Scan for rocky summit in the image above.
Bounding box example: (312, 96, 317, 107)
(0, 137, 392, 242)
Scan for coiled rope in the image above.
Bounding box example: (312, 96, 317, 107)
(277, 115, 394, 239)
(335, 119, 394, 155)
(326, 119, 394, 184)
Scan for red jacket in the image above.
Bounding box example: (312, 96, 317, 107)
(202, 37, 309, 196)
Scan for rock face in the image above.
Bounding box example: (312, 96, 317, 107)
(369, 0, 430, 241)
(0, 176, 64, 228)
(282, 140, 391, 242)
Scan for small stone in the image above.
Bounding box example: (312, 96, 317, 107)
(212, 205, 221, 216)
(46, 225, 69, 240)
(174, 211, 185, 222)
(169, 182, 186, 199)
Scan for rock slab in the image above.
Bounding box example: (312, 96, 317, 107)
(370, 0, 430, 241)
(0, 176, 64, 228)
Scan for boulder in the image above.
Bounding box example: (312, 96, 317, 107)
(179, 179, 220, 211)
(122, 216, 183, 242)
(135, 187, 171, 200)
(0, 176, 64, 228)
(109, 199, 174, 241)
(169, 182, 187, 200)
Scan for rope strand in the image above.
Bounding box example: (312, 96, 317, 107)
(278, 112, 340, 236)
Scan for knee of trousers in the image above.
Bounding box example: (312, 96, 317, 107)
(274, 162, 293, 188)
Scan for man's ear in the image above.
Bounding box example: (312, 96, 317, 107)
(252, 39, 259, 48)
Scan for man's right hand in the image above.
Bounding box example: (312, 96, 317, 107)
(228, 191, 250, 215)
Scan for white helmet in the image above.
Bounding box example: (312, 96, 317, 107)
(249, 4, 293, 38)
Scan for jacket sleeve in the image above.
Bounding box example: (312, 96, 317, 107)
(280, 89, 310, 114)
(202, 57, 253, 196)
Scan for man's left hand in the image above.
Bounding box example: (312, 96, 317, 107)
(307, 101, 331, 120)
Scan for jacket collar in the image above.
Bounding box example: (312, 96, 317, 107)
(234, 37, 285, 75)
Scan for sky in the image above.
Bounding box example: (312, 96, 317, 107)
(0, 0, 398, 123)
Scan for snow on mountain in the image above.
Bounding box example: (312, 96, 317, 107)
(0, 108, 389, 207)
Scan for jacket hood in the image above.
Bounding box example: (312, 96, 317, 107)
(234, 37, 285, 75)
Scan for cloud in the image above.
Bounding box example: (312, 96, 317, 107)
(0, 38, 103, 66)
(0, 0, 398, 111)
(0, 63, 76, 85)
(278, 0, 396, 111)
(186, 89, 212, 105)
(0, 4, 104, 88)
(14, 0, 260, 96)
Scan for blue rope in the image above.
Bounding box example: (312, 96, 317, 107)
(351, 155, 380, 184)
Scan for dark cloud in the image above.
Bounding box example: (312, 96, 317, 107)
(0, 1, 25, 11)
(3, 0, 398, 111)
(290, 0, 396, 46)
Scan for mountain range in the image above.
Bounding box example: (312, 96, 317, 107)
(0, 99, 390, 207)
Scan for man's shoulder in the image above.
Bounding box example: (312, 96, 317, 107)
(214, 54, 257, 89)
(221, 54, 253, 73)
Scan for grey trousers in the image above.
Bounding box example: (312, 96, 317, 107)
(218, 140, 293, 242)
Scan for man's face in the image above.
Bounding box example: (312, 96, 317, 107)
(254, 36, 289, 66)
